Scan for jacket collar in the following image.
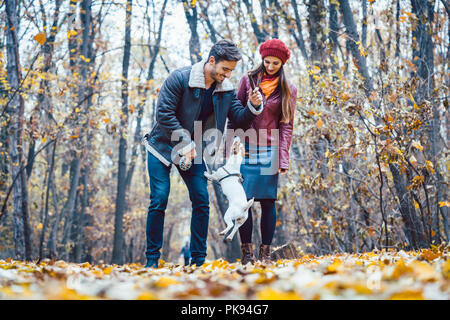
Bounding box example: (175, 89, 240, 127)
(188, 59, 234, 93)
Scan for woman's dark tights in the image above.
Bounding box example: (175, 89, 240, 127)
(238, 199, 276, 245)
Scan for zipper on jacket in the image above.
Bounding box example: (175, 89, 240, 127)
(192, 88, 203, 132)
(212, 93, 219, 131)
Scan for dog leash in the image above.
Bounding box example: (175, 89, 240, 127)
(203, 155, 213, 175)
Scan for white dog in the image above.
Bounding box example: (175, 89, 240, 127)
(204, 136, 254, 242)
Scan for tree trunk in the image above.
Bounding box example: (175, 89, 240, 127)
(125, 0, 168, 195)
(161, 222, 175, 261)
(410, 0, 447, 243)
(5, 0, 32, 261)
(38, 140, 57, 261)
(242, 0, 269, 44)
(389, 163, 427, 248)
(329, 1, 339, 76)
(289, 0, 309, 62)
(199, 1, 218, 44)
(112, 0, 132, 265)
(395, 0, 401, 58)
(60, 0, 92, 260)
(71, 0, 102, 263)
(338, 0, 373, 95)
(307, 0, 326, 70)
(338, 0, 430, 250)
(182, 0, 202, 63)
(361, 0, 368, 48)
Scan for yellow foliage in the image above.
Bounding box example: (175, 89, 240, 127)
(438, 201, 450, 208)
(410, 261, 437, 282)
(257, 288, 302, 300)
(389, 289, 424, 300)
(102, 267, 113, 275)
(316, 117, 323, 129)
(155, 277, 180, 288)
(391, 259, 413, 279)
(33, 32, 46, 45)
(137, 291, 158, 300)
(441, 260, 450, 279)
(326, 258, 342, 274)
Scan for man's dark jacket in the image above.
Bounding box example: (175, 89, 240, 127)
(143, 59, 263, 166)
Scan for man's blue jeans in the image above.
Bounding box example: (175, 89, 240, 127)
(145, 151, 209, 265)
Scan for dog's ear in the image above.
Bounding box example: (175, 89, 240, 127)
(244, 198, 254, 212)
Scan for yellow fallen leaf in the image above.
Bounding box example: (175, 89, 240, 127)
(137, 291, 158, 300)
(389, 289, 424, 300)
(155, 277, 180, 288)
(442, 260, 450, 279)
(0, 287, 15, 297)
(326, 259, 342, 274)
(391, 259, 413, 279)
(419, 249, 441, 262)
(410, 261, 437, 282)
(257, 287, 302, 300)
(50, 287, 94, 300)
(102, 267, 113, 275)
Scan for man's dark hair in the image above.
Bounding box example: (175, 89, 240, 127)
(208, 40, 242, 63)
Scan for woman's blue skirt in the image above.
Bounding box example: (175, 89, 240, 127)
(241, 143, 279, 200)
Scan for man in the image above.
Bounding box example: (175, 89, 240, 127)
(180, 240, 191, 266)
(143, 40, 263, 268)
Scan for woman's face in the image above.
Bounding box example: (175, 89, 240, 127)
(263, 56, 283, 75)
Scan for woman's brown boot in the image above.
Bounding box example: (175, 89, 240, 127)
(258, 244, 273, 264)
(241, 243, 256, 265)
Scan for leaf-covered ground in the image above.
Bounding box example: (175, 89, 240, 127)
(1, 248, 449, 300)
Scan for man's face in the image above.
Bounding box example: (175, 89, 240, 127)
(208, 57, 237, 83)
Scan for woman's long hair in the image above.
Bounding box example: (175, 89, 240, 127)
(248, 62, 293, 124)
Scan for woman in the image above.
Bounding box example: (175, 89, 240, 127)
(229, 38, 297, 264)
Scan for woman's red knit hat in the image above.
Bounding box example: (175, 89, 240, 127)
(259, 38, 291, 64)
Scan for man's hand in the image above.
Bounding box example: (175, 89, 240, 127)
(279, 168, 288, 175)
(183, 147, 197, 165)
(249, 87, 263, 107)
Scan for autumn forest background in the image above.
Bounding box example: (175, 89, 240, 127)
(0, 0, 448, 267)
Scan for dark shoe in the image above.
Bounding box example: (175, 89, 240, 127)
(145, 259, 159, 268)
(258, 244, 272, 264)
(189, 259, 205, 267)
(241, 243, 256, 265)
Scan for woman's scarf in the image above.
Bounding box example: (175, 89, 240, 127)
(259, 73, 279, 98)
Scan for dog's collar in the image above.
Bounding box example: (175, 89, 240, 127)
(218, 167, 244, 184)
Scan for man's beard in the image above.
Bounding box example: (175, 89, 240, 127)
(210, 66, 225, 83)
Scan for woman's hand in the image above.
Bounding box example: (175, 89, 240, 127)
(279, 168, 288, 175)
